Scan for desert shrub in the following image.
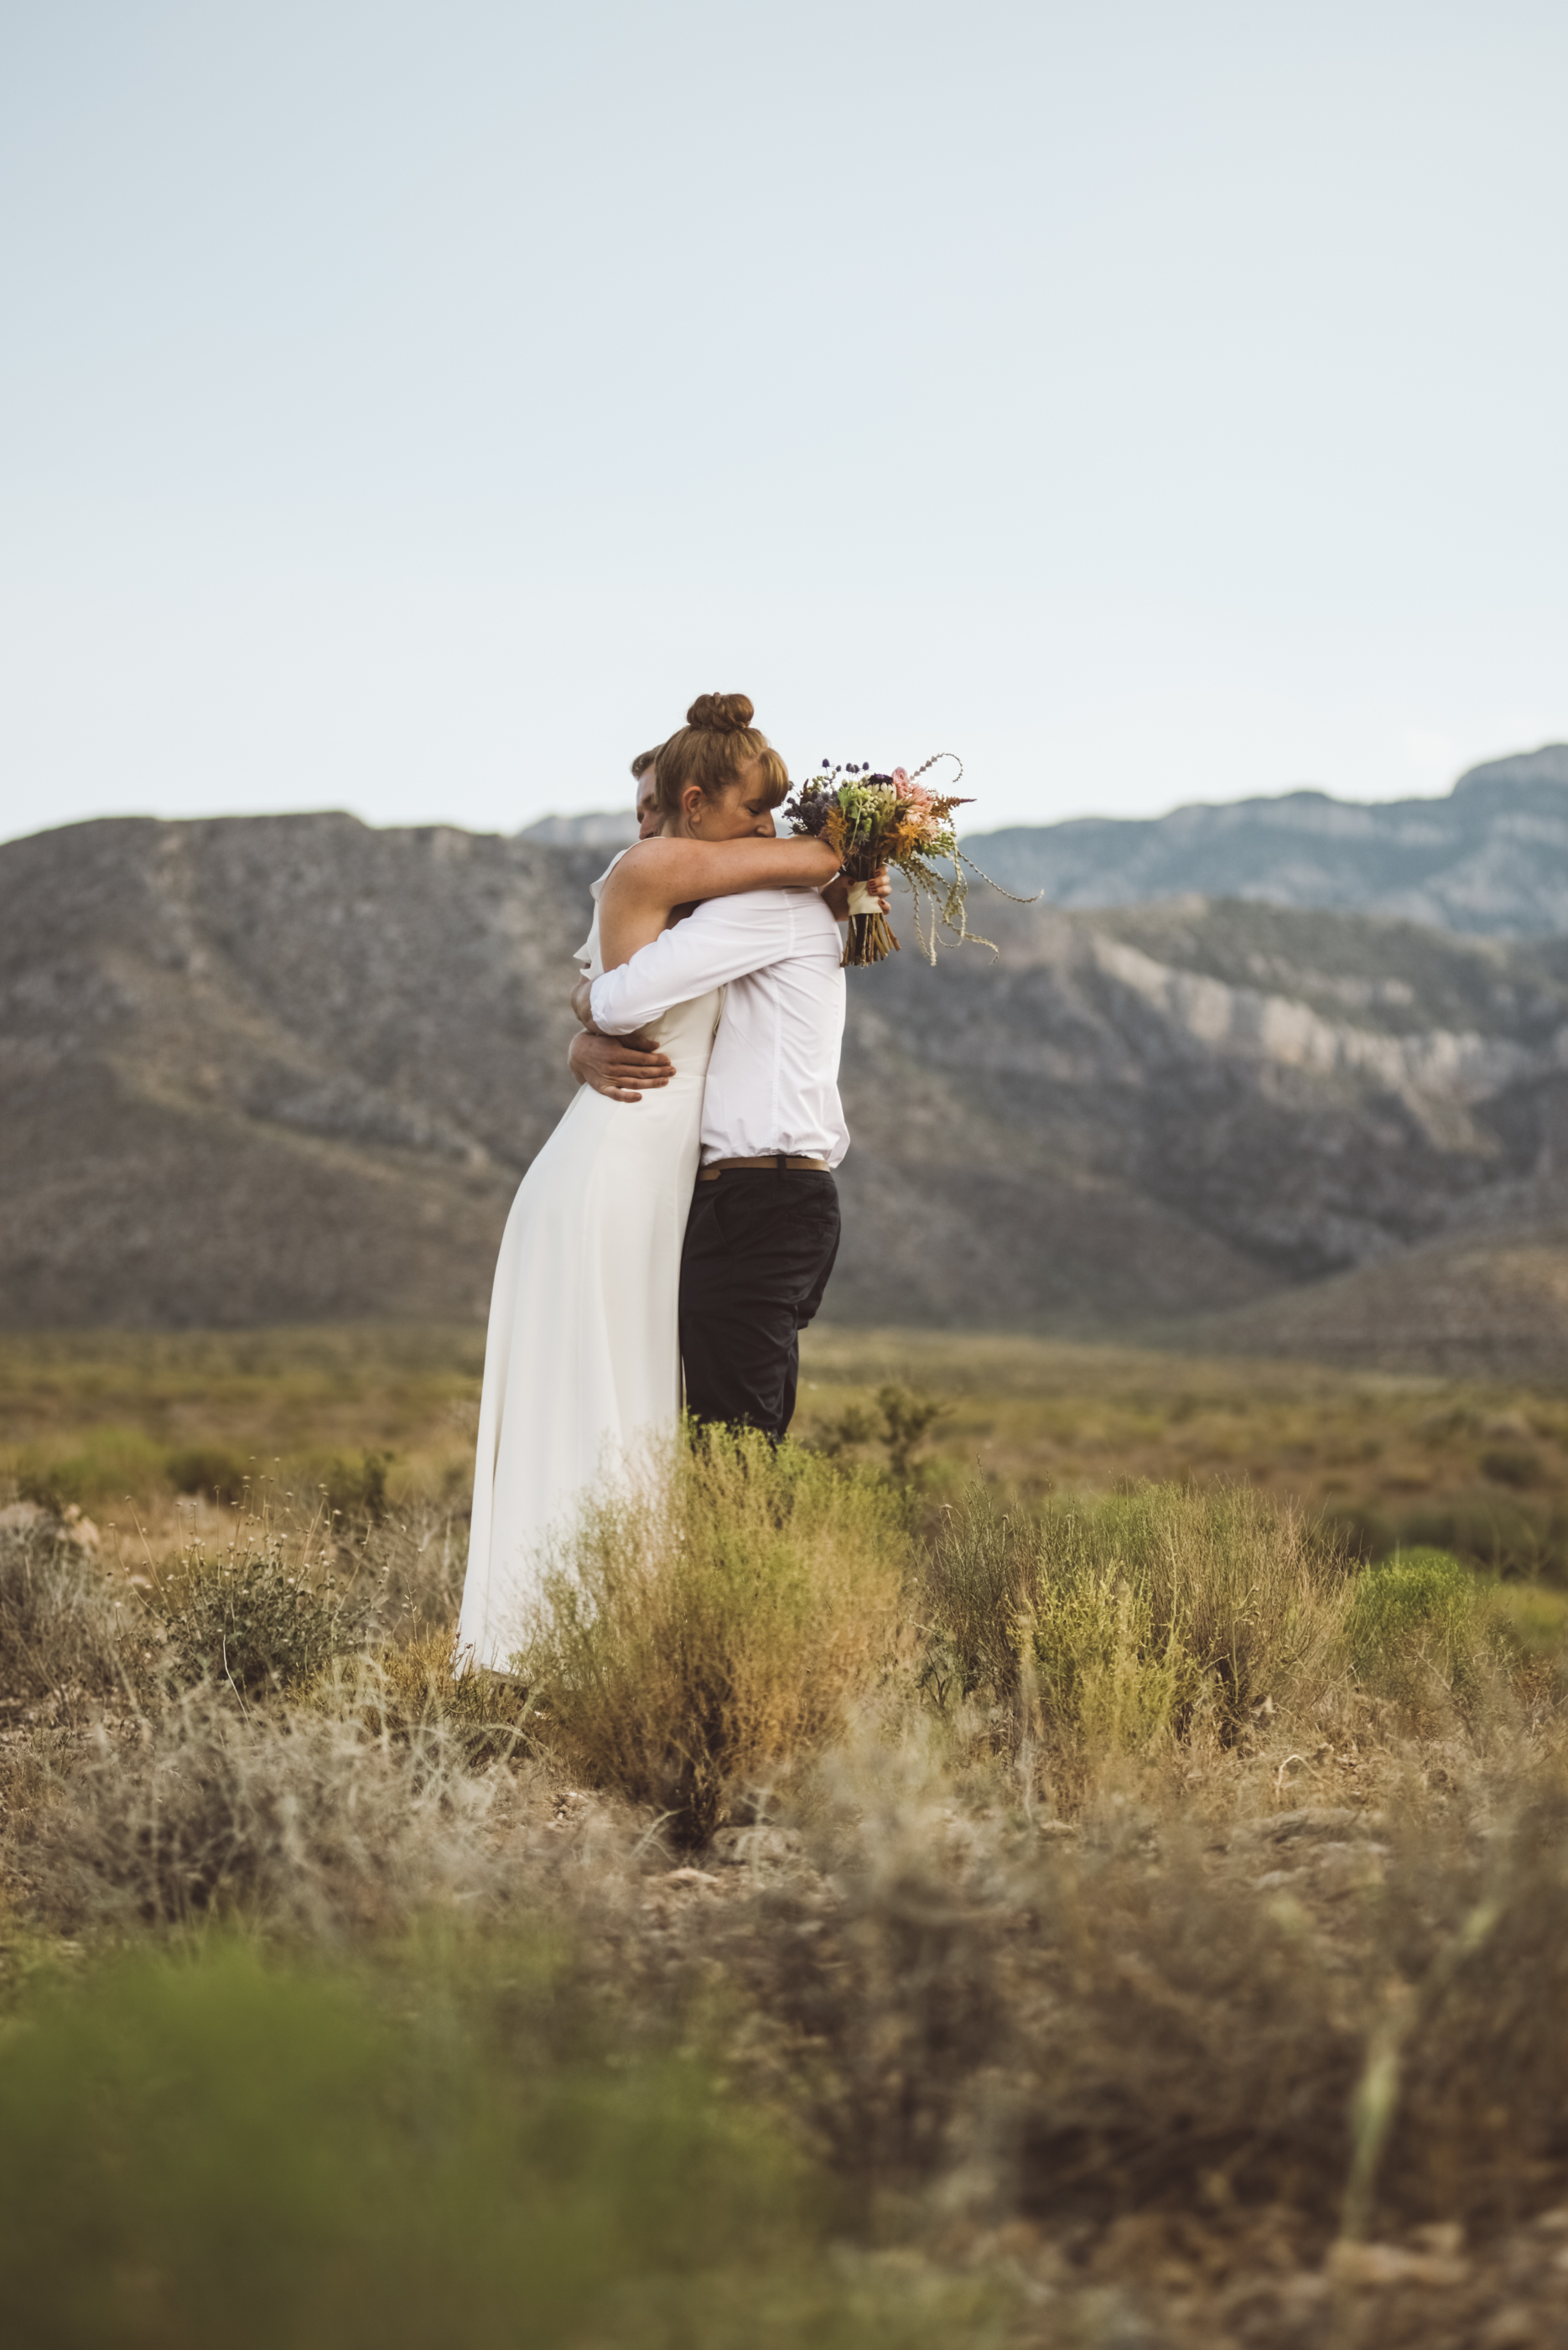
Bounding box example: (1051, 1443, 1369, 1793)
(1031, 1484, 1353, 1752)
(1389, 1492, 1568, 1586)
(693, 1739, 1568, 2240)
(807, 1398, 880, 1459)
(150, 1532, 380, 1698)
(14, 1424, 170, 1512)
(523, 1428, 906, 1843)
(918, 1489, 1038, 1706)
(164, 1442, 252, 1504)
(922, 1482, 1353, 1762)
(807, 1385, 951, 1484)
(311, 1446, 397, 1524)
(358, 1495, 471, 1634)
(1481, 1443, 1544, 1490)
(0, 1939, 984, 2350)
(1347, 1547, 1502, 1721)
(0, 1520, 135, 1705)
(1375, 1783, 1568, 2228)
(27, 1686, 503, 1933)
(338, 1632, 538, 1768)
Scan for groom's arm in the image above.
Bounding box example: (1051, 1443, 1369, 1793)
(589, 893, 799, 1035)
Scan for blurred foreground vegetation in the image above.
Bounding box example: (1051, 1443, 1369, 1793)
(4, 1325, 1568, 2346)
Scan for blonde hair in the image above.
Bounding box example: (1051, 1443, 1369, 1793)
(655, 694, 789, 820)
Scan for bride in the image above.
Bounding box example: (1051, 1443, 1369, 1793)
(456, 694, 843, 1672)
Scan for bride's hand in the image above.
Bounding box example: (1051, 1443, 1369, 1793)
(823, 864, 891, 923)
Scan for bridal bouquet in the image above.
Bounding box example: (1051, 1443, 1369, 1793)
(783, 753, 984, 967)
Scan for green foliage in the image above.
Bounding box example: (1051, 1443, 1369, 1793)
(0, 1940, 976, 2350)
(152, 1537, 377, 1698)
(1347, 1547, 1498, 1717)
(525, 1428, 906, 1842)
(12, 1432, 394, 1524)
(808, 1384, 950, 1484)
(875, 1386, 951, 1482)
(809, 1399, 880, 1459)
(921, 1481, 1353, 1757)
(164, 1443, 252, 1504)
(316, 1445, 397, 1523)
(1029, 1552, 1192, 1757)
(15, 1425, 171, 1511)
(918, 1488, 1036, 1707)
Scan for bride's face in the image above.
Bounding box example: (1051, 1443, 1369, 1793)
(670, 757, 779, 841)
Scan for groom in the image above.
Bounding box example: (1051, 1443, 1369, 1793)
(587, 860, 854, 1443)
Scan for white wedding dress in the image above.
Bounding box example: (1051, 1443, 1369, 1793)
(456, 873, 722, 1672)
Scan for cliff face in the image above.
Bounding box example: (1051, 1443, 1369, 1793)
(0, 814, 599, 1326)
(4, 814, 1568, 1339)
(965, 746, 1568, 936)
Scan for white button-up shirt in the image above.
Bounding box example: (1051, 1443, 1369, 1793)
(588, 888, 850, 1169)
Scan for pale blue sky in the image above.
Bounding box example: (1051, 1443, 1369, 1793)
(2, 0, 1565, 843)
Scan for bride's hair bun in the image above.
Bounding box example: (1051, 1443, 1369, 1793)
(655, 690, 788, 820)
(686, 692, 755, 735)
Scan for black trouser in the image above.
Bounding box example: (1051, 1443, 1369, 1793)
(679, 1167, 842, 1440)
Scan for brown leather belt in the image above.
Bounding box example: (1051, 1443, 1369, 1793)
(698, 1153, 831, 1179)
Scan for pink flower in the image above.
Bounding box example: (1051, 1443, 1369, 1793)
(890, 768, 910, 788)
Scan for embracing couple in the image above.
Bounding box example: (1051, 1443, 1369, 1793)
(456, 693, 887, 1673)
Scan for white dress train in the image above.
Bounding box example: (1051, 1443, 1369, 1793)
(456, 913, 721, 1672)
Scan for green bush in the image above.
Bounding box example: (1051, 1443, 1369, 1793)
(807, 1385, 951, 1484)
(1389, 1493, 1568, 1586)
(922, 1481, 1353, 1760)
(164, 1443, 252, 1505)
(1347, 1546, 1498, 1718)
(525, 1428, 906, 1843)
(919, 1487, 1037, 1707)
(0, 1940, 975, 2350)
(13, 1425, 171, 1512)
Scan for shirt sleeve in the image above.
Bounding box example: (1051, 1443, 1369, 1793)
(589, 893, 798, 1034)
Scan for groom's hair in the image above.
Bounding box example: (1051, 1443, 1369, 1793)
(630, 746, 663, 778)
(655, 693, 789, 819)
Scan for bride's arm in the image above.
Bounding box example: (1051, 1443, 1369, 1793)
(657, 834, 840, 902)
(599, 834, 839, 969)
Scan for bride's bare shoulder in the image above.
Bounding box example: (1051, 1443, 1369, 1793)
(600, 839, 678, 894)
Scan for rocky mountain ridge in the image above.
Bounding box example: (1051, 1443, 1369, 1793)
(4, 812, 1568, 1358)
(963, 746, 1568, 935)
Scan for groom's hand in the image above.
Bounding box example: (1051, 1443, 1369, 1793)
(569, 1029, 675, 1103)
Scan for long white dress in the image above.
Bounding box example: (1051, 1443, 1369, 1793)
(456, 879, 722, 1672)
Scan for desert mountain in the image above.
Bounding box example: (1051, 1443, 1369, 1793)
(518, 811, 639, 849)
(4, 812, 1568, 1364)
(963, 746, 1568, 936)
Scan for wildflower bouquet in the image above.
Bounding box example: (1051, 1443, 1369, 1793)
(782, 753, 983, 967)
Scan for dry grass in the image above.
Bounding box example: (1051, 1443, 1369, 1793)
(800, 1324, 1568, 1583)
(11, 1319, 1568, 1591)
(924, 1480, 1357, 1772)
(0, 1517, 143, 1711)
(6, 1327, 1568, 2343)
(522, 1427, 906, 1843)
(18, 1684, 511, 1937)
